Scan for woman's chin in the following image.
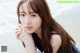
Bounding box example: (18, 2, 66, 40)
(24, 28, 36, 34)
(25, 30, 34, 34)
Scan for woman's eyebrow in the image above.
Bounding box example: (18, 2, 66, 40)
(29, 12, 35, 14)
(20, 11, 35, 14)
(20, 12, 25, 13)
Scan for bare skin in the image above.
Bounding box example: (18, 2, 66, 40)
(15, 1, 61, 53)
(15, 24, 61, 53)
(15, 24, 37, 53)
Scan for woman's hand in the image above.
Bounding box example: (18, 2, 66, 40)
(15, 24, 37, 53)
(15, 24, 31, 42)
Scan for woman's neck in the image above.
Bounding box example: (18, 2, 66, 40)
(35, 27, 41, 39)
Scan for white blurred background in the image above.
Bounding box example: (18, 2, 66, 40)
(0, 0, 80, 53)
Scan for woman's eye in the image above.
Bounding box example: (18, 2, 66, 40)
(31, 14, 37, 17)
(20, 14, 25, 17)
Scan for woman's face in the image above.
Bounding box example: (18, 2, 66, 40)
(19, 2, 42, 33)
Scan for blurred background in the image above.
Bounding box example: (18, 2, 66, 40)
(0, 0, 80, 53)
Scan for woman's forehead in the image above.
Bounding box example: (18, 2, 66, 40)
(19, 2, 34, 13)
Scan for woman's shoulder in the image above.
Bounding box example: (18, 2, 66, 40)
(51, 31, 61, 40)
(50, 33, 62, 44)
(50, 31, 62, 52)
(51, 31, 61, 45)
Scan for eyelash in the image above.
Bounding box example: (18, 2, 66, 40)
(20, 14, 25, 17)
(20, 14, 37, 17)
(31, 14, 36, 17)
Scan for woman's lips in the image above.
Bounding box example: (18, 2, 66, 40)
(25, 26, 33, 30)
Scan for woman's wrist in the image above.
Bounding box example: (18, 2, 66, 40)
(22, 35, 33, 44)
(23, 35, 37, 53)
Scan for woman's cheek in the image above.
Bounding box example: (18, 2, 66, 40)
(20, 18, 25, 25)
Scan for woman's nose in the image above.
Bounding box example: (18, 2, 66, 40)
(25, 16, 31, 25)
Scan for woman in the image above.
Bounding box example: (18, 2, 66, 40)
(15, 0, 75, 53)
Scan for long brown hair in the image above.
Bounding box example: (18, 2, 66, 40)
(17, 0, 75, 53)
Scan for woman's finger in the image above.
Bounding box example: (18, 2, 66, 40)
(15, 30, 21, 34)
(18, 24, 22, 27)
(15, 28, 22, 32)
(16, 31, 21, 39)
(15, 26, 22, 30)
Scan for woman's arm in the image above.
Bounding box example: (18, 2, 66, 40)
(50, 34, 62, 53)
(15, 24, 37, 53)
(23, 35, 37, 53)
